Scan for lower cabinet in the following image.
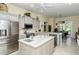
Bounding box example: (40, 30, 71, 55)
(0, 41, 18, 55)
(19, 39, 54, 55)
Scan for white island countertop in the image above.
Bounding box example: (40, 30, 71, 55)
(19, 35, 54, 48)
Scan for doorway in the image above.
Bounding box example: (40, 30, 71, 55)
(48, 25, 52, 32)
(57, 20, 72, 38)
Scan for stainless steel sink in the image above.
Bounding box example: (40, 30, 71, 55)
(24, 39, 33, 42)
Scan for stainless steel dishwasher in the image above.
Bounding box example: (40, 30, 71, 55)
(0, 20, 19, 55)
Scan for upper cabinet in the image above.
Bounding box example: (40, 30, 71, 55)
(19, 15, 40, 30)
(0, 12, 18, 22)
(0, 12, 40, 31)
(33, 19, 40, 29)
(24, 16, 33, 24)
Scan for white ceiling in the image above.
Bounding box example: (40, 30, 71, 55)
(10, 3, 79, 17)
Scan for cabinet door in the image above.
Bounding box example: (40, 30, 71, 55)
(10, 16, 18, 22)
(33, 20, 40, 29)
(24, 16, 33, 24)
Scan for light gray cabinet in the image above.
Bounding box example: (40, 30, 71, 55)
(0, 12, 18, 22)
(33, 20, 40, 29)
(19, 16, 40, 30)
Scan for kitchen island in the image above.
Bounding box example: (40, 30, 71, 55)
(18, 35, 54, 55)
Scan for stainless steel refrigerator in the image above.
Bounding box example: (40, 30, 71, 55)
(0, 20, 19, 55)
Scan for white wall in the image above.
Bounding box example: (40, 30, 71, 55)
(6, 4, 27, 16)
(47, 18, 55, 32)
(71, 16, 79, 38)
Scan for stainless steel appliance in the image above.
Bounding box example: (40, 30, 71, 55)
(0, 20, 19, 55)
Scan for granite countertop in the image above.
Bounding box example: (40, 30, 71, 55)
(19, 35, 54, 48)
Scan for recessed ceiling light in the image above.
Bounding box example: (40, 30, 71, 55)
(30, 4, 35, 7)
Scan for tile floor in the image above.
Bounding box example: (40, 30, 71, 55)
(10, 36, 79, 55)
(53, 37, 79, 55)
